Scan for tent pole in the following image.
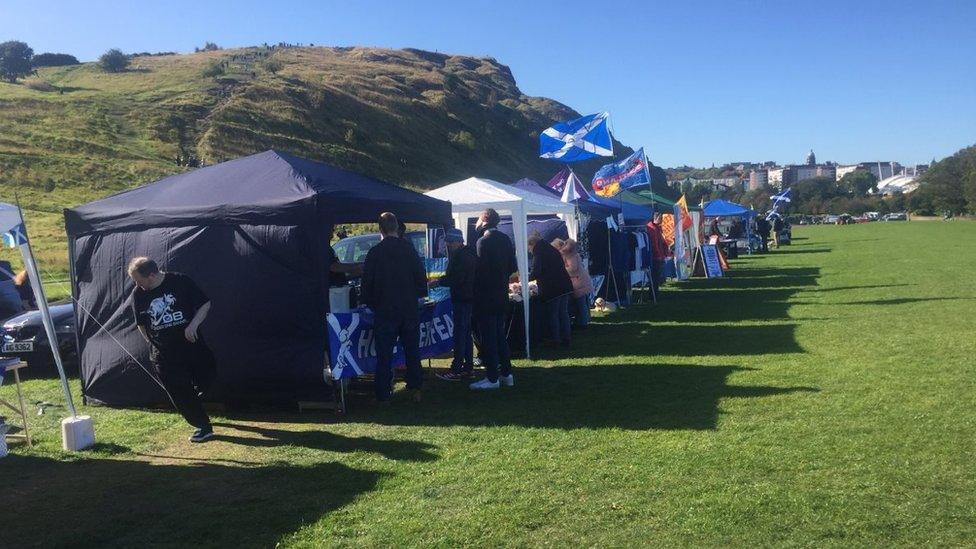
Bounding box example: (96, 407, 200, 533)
(17, 214, 77, 418)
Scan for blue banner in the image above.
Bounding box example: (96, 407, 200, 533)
(591, 148, 650, 198)
(327, 299, 455, 380)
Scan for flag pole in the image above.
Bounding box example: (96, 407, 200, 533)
(14, 204, 77, 417)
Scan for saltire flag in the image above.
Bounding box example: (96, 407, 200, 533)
(661, 213, 676, 246)
(592, 148, 650, 198)
(771, 188, 792, 207)
(2, 222, 28, 248)
(539, 112, 613, 162)
(676, 195, 693, 231)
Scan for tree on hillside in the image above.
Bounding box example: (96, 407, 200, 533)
(195, 42, 221, 53)
(0, 40, 34, 82)
(839, 169, 877, 196)
(98, 48, 129, 73)
(32, 52, 79, 67)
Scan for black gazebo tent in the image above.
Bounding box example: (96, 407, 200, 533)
(64, 150, 452, 406)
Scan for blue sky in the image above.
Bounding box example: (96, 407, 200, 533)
(2, 0, 974, 167)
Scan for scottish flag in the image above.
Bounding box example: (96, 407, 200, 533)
(771, 188, 792, 205)
(2, 222, 27, 248)
(539, 112, 613, 162)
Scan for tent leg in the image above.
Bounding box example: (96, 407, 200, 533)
(14, 367, 31, 446)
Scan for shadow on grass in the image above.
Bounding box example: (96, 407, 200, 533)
(837, 297, 975, 306)
(0, 454, 383, 547)
(812, 284, 914, 293)
(650, 288, 799, 322)
(360, 364, 818, 431)
(769, 247, 832, 255)
(210, 422, 438, 461)
(562, 321, 803, 359)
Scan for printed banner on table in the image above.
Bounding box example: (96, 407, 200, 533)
(327, 299, 454, 380)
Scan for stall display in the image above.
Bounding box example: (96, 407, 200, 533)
(65, 150, 452, 406)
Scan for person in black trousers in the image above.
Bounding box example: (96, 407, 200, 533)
(361, 212, 428, 402)
(469, 208, 518, 391)
(756, 217, 771, 253)
(433, 228, 477, 381)
(528, 233, 575, 347)
(129, 257, 215, 443)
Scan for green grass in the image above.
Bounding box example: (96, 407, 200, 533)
(2, 221, 975, 546)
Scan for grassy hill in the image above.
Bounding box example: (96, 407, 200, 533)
(0, 45, 630, 279)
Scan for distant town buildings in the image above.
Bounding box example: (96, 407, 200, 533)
(667, 151, 927, 195)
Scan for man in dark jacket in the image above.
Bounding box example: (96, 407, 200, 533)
(362, 212, 428, 402)
(470, 208, 518, 391)
(756, 216, 771, 253)
(528, 233, 574, 347)
(434, 228, 477, 381)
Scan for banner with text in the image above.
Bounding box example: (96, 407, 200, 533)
(327, 299, 455, 380)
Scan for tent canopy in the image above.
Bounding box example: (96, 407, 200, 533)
(66, 151, 452, 407)
(425, 177, 578, 359)
(703, 199, 756, 218)
(66, 150, 452, 235)
(590, 192, 653, 225)
(513, 177, 619, 219)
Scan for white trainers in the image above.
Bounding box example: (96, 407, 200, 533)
(469, 378, 500, 390)
(499, 374, 514, 387)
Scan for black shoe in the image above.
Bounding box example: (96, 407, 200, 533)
(189, 428, 214, 443)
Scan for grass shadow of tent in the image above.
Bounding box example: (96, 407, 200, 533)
(359, 364, 817, 431)
(0, 454, 385, 547)
(210, 422, 438, 462)
(566, 320, 803, 359)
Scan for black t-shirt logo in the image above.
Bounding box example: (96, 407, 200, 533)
(146, 293, 185, 329)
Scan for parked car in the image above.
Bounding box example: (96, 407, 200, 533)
(333, 230, 441, 264)
(883, 212, 908, 221)
(0, 302, 77, 374)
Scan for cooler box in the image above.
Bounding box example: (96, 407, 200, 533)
(329, 286, 352, 313)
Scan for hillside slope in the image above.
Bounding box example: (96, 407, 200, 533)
(0, 46, 632, 274)
(0, 45, 631, 208)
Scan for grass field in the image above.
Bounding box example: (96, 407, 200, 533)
(2, 221, 974, 547)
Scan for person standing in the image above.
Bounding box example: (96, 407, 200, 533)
(772, 215, 785, 249)
(129, 258, 215, 443)
(434, 228, 477, 381)
(528, 233, 574, 347)
(554, 238, 593, 329)
(13, 270, 36, 310)
(470, 208, 518, 391)
(361, 212, 427, 402)
(646, 213, 669, 298)
(756, 216, 771, 253)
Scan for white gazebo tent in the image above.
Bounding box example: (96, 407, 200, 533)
(425, 177, 577, 359)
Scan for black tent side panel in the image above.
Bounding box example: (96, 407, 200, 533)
(72, 223, 327, 406)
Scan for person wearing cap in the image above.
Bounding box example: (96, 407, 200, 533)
(432, 228, 478, 381)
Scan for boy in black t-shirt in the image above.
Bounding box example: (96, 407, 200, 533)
(129, 257, 215, 442)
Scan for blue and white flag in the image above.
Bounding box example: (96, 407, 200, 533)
(771, 188, 792, 205)
(2, 222, 28, 248)
(592, 148, 650, 198)
(539, 112, 613, 162)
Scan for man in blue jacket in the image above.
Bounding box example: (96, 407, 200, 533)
(362, 212, 428, 402)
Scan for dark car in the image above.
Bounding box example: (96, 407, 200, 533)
(333, 230, 442, 264)
(0, 302, 77, 374)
